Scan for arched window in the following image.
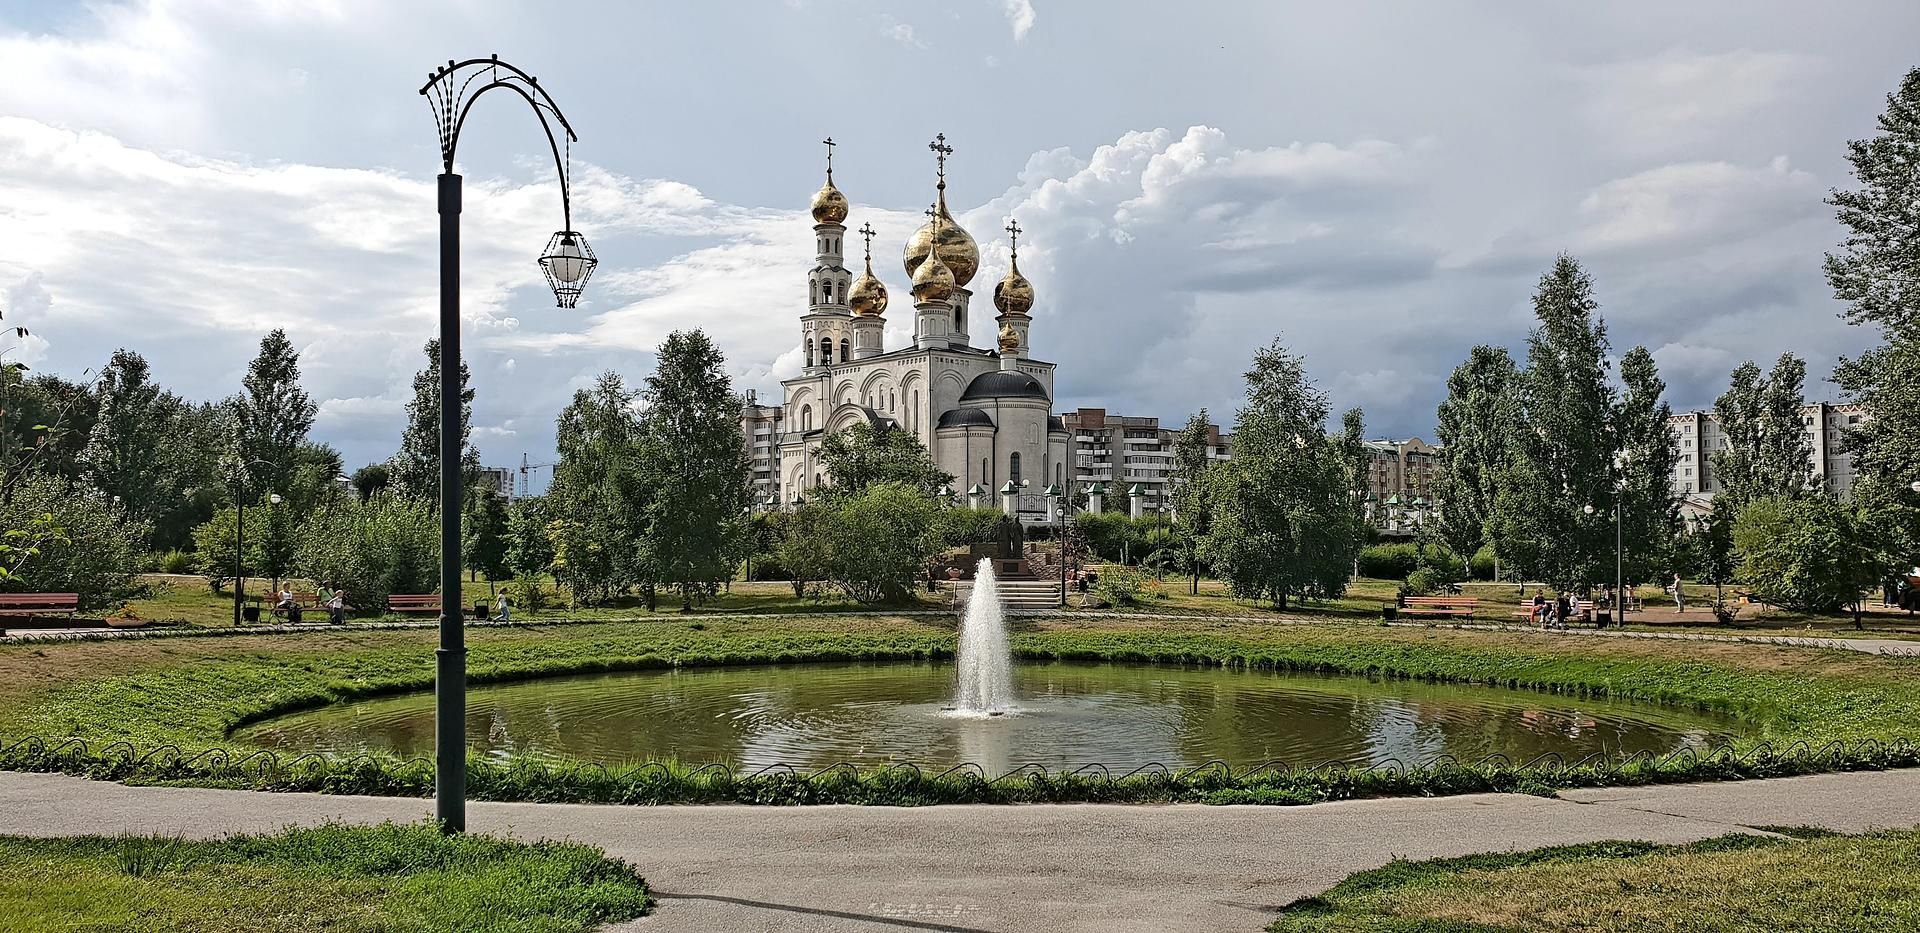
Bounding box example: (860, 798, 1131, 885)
(889, 390, 895, 412)
(822, 280, 833, 304)
(839, 339, 849, 363)
(805, 341, 814, 367)
(820, 338, 832, 366)
(1009, 452, 1021, 487)
(981, 457, 989, 488)
(811, 281, 820, 305)
(800, 404, 812, 431)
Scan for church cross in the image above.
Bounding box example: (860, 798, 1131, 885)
(822, 136, 836, 177)
(928, 133, 952, 181)
(1005, 218, 1023, 259)
(858, 222, 875, 261)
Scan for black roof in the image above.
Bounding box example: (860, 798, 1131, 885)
(936, 407, 996, 429)
(1048, 415, 1067, 433)
(959, 370, 1049, 402)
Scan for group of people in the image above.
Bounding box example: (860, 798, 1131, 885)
(1527, 591, 1583, 629)
(271, 583, 346, 624)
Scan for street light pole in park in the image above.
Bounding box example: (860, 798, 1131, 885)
(420, 56, 595, 832)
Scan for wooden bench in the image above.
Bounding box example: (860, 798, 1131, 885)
(1401, 596, 1478, 619)
(1515, 599, 1597, 625)
(0, 593, 80, 636)
(386, 595, 443, 616)
(268, 593, 322, 622)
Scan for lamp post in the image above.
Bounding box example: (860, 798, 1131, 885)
(421, 56, 593, 833)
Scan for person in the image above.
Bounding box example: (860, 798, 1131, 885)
(327, 586, 345, 624)
(1672, 572, 1686, 612)
(495, 591, 512, 623)
(1555, 593, 1573, 629)
(1530, 592, 1547, 625)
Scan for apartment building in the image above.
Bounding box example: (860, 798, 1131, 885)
(1057, 408, 1232, 510)
(1666, 402, 1869, 501)
(741, 389, 786, 503)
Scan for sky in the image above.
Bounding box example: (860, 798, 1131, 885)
(0, 1, 1916, 490)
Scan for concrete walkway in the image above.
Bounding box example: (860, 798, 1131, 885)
(3, 770, 1918, 932)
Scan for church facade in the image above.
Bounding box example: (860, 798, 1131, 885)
(741, 136, 1069, 517)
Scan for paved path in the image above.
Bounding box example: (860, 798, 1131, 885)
(4, 770, 1918, 932)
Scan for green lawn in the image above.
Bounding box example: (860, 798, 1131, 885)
(1270, 828, 1920, 932)
(0, 822, 649, 933)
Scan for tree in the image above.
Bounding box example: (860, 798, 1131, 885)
(3, 371, 98, 495)
(1733, 495, 1880, 618)
(1827, 67, 1920, 567)
(637, 331, 750, 611)
(81, 349, 168, 528)
(256, 497, 298, 593)
(350, 463, 391, 501)
(388, 338, 478, 505)
(546, 374, 646, 605)
(1167, 410, 1215, 594)
(816, 421, 951, 496)
(505, 497, 555, 579)
(770, 504, 832, 598)
(1490, 256, 1617, 591)
(1433, 346, 1518, 561)
(1197, 339, 1361, 609)
(191, 507, 251, 594)
(463, 487, 511, 591)
(232, 329, 316, 496)
(819, 481, 943, 604)
(294, 495, 438, 611)
(1712, 354, 1810, 511)
(0, 475, 147, 610)
(1615, 346, 1681, 585)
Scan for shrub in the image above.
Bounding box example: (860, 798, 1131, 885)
(506, 573, 548, 614)
(154, 548, 195, 575)
(1470, 545, 1497, 581)
(1357, 543, 1421, 579)
(820, 482, 942, 604)
(936, 507, 1006, 549)
(1732, 495, 1880, 613)
(295, 495, 438, 611)
(1094, 565, 1152, 607)
(1400, 567, 1448, 598)
(0, 475, 148, 610)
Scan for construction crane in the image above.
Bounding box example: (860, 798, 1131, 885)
(518, 452, 557, 498)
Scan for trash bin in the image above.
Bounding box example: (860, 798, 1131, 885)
(241, 606, 261, 623)
(1381, 605, 1398, 621)
(474, 600, 491, 621)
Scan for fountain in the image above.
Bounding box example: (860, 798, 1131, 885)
(951, 558, 1013, 715)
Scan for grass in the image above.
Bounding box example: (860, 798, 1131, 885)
(1269, 829, 1920, 932)
(4, 613, 1920, 803)
(0, 821, 650, 933)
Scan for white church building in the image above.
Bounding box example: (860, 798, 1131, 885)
(741, 136, 1069, 516)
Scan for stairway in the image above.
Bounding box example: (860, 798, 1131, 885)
(952, 577, 1062, 612)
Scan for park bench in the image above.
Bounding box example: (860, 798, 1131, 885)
(386, 594, 442, 616)
(0, 593, 80, 636)
(268, 593, 323, 622)
(1514, 599, 1597, 626)
(1400, 596, 1478, 619)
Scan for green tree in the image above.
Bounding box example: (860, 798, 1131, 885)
(637, 331, 750, 611)
(295, 495, 438, 611)
(1167, 410, 1216, 594)
(191, 507, 252, 594)
(81, 350, 168, 529)
(1732, 495, 1880, 618)
(1490, 256, 1617, 591)
(769, 504, 832, 598)
(463, 487, 511, 591)
(1711, 354, 1810, 511)
(350, 463, 391, 502)
(0, 475, 147, 610)
(1433, 346, 1519, 561)
(1197, 339, 1360, 608)
(3, 371, 98, 495)
(505, 497, 555, 578)
(1615, 346, 1681, 585)
(546, 374, 646, 605)
(820, 481, 943, 604)
(232, 329, 316, 496)
(816, 421, 951, 497)
(256, 498, 297, 592)
(388, 338, 478, 505)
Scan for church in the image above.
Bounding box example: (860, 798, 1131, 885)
(741, 135, 1069, 519)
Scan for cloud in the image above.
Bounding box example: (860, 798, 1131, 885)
(1001, 0, 1035, 41)
(880, 17, 923, 48)
(1580, 48, 1819, 155)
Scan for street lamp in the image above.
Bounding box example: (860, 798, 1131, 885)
(421, 56, 592, 833)
(1909, 480, 1920, 495)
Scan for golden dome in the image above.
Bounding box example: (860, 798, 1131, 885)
(997, 322, 1020, 353)
(810, 178, 848, 225)
(910, 220, 956, 304)
(849, 259, 888, 317)
(993, 256, 1034, 315)
(903, 193, 978, 287)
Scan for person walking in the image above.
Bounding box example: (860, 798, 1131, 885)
(327, 586, 345, 624)
(1672, 572, 1686, 612)
(496, 590, 512, 624)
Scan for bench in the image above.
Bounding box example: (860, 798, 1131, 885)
(386, 595, 443, 616)
(0, 593, 79, 635)
(1401, 596, 1478, 619)
(1515, 599, 1597, 625)
(268, 593, 323, 622)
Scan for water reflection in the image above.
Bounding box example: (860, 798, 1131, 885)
(239, 660, 1747, 771)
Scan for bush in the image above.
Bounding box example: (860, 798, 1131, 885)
(295, 495, 439, 611)
(936, 507, 1007, 549)
(1357, 543, 1421, 579)
(1400, 567, 1448, 598)
(506, 573, 549, 614)
(0, 476, 148, 610)
(154, 548, 195, 575)
(821, 482, 943, 604)
(1470, 545, 1497, 581)
(1732, 495, 1880, 613)
(1093, 565, 1154, 607)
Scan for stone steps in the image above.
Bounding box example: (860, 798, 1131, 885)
(953, 580, 1062, 611)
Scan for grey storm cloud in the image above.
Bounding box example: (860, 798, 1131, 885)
(0, 0, 1915, 471)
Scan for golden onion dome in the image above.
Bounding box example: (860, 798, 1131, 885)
(848, 257, 888, 317)
(997, 322, 1020, 353)
(903, 194, 978, 287)
(993, 256, 1034, 315)
(810, 177, 849, 225)
(910, 228, 956, 304)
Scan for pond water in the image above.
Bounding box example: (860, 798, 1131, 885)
(238, 660, 1749, 773)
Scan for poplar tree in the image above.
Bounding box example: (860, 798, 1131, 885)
(546, 373, 645, 604)
(1490, 256, 1616, 591)
(1168, 410, 1216, 594)
(389, 338, 477, 504)
(638, 330, 751, 611)
(1432, 346, 1519, 561)
(1711, 354, 1810, 512)
(81, 350, 167, 521)
(1615, 346, 1680, 584)
(1828, 66, 1920, 572)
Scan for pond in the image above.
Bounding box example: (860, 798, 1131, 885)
(238, 660, 1750, 773)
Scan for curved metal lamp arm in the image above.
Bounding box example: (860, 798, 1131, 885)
(420, 55, 582, 229)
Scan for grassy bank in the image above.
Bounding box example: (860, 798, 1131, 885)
(1270, 828, 1920, 932)
(3, 615, 1919, 804)
(0, 822, 650, 933)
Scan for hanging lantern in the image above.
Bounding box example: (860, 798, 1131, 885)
(538, 230, 598, 308)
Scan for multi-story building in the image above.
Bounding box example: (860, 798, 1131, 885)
(740, 389, 785, 504)
(1665, 402, 1869, 503)
(476, 466, 516, 502)
(1056, 408, 1233, 512)
(1360, 438, 1442, 536)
